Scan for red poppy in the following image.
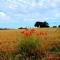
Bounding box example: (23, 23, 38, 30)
(21, 30, 25, 34)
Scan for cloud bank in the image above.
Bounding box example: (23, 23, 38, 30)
(0, 0, 60, 28)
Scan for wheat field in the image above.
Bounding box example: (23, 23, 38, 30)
(0, 28, 60, 52)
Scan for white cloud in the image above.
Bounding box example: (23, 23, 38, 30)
(0, 0, 60, 23)
(8, 3, 18, 9)
(5, 0, 18, 9)
(0, 12, 6, 16)
(0, 12, 11, 22)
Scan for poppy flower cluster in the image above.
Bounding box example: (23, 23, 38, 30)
(18, 29, 48, 60)
(21, 29, 47, 37)
(21, 30, 32, 37)
(20, 29, 48, 50)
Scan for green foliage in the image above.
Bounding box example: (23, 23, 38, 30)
(17, 36, 40, 54)
(16, 33, 46, 60)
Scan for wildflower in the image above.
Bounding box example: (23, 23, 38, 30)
(21, 30, 25, 34)
(41, 32, 45, 36)
(25, 31, 30, 37)
(44, 32, 47, 36)
(21, 30, 32, 37)
(31, 29, 37, 33)
(25, 30, 32, 37)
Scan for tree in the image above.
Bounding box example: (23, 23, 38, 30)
(58, 25, 60, 28)
(34, 21, 49, 28)
(34, 21, 40, 27)
(43, 21, 49, 27)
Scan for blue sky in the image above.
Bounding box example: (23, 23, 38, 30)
(0, 0, 60, 28)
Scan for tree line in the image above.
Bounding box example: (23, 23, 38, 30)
(34, 21, 60, 28)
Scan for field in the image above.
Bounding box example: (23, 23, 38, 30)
(0, 28, 60, 60)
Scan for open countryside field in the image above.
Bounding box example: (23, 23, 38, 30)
(0, 28, 60, 51)
(0, 28, 60, 60)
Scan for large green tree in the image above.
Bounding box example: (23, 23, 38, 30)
(34, 21, 49, 28)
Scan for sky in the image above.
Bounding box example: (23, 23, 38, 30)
(0, 0, 60, 28)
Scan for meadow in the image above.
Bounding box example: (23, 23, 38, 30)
(0, 28, 60, 60)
